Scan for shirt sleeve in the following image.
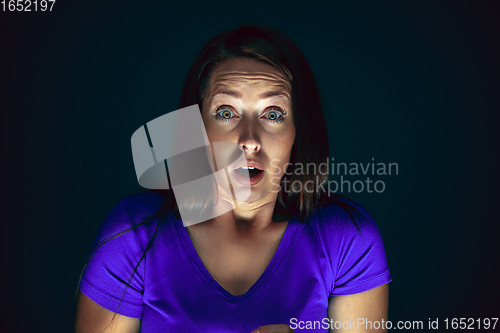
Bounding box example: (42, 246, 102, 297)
(317, 201, 392, 297)
(79, 198, 145, 318)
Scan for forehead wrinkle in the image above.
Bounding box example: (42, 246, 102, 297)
(210, 77, 291, 100)
(208, 62, 292, 104)
(212, 71, 290, 86)
(210, 89, 291, 104)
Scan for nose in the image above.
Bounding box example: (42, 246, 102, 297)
(239, 139, 261, 153)
(238, 122, 261, 153)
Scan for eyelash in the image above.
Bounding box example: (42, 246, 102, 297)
(213, 105, 287, 124)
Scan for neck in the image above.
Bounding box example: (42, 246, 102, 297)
(210, 190, 281, 234)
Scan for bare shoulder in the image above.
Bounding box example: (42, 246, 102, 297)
(75, 291, 141, 333)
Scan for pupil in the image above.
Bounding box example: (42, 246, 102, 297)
(269, 112, 277, 120)
(222, 111, 231, 118)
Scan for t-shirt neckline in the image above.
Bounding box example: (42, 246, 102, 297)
(174, 214, 298, 303)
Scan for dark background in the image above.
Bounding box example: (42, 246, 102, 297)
(1, 1, 499, 332)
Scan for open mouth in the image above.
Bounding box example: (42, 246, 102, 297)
(233, 166, 264, 178)
(231, 165, 266, 186)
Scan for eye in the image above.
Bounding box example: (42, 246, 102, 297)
(219, 109, 233, 119)
(263, 107, 286, 123)
(214, 105, 238, 122)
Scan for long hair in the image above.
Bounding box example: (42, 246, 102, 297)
(170, 24, 331, 222)
(77, 24, 362, 323)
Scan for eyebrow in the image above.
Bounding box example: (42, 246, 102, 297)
(211, 89, 290, 100)
(260, 90, 290, 99)
(212, 89, 241, 98)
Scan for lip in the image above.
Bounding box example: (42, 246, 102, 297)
(230, 160, 266, 186)
(231, 160, 265, 171)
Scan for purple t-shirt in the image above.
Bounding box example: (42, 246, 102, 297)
(80, 192, 391, 332)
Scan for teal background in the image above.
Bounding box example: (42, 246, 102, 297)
(1, 1, 499, 332)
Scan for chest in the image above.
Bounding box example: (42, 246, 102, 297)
(187, 225, 287, 296)
(141, 219, 333, 333)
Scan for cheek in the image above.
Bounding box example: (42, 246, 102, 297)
(280, 127, 296, 159)
(267, 131, 295, 162)
(203, 122, 217, 141)
(203, 122, 236, 144)
(201, 111, 219, 141)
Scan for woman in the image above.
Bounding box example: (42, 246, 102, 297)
(75, 25, 391, 333)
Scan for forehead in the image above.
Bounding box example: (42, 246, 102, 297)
(207, 58, 291, 98)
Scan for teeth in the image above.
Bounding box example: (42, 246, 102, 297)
(242, 166, 255, 169)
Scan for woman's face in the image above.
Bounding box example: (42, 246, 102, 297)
(201, 57, 295, 203)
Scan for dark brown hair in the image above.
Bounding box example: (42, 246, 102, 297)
(77, 25, 361, 322)
(171, 24, 331, 222)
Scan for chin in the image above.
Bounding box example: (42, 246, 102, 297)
(240, 184, 276, 205)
